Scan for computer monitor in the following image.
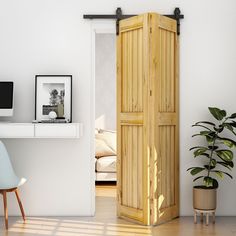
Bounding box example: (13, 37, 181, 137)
(0, 82, 14, 117)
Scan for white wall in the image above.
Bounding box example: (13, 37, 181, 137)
(0, 0, 235, 216)
(95, 33, 116, 131)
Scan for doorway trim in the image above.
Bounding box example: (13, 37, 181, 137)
(90, 20, 116, 215)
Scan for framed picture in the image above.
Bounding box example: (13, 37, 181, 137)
(35, 75, 72, 122)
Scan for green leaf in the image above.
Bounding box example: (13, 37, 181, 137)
(223, 123, 234, 131)
(212, 179, 219, 188)
(208, 107, 227, 121)
(190, 146, 208, 151)
(192, 131, 216, 139)
(217, 161, 232, 170)
(229, 121, 236, 128)
(200, 131, 215, 136)
(191, 168, 205, 175)
(212, 170, 233, 179)
(204, 159, 217, 170)
(213, 170, 224, 179)
(204, 177, 213, 187)
(192, 131, 216, 143)
(229, 113, 236, 119)
(218, 138, 236, 148)
(204, 165, 215, 170)
(223, 172, 233, 179)
(187, 167, 205, 175)
(200, 153, 210, 158)
(206, 135, 214, 144)
(223, 123, 236, 135)
(216, 150, 234, 161)
(192, 124, 212, 131)
(195, 121, 215, 126)
(211, 159, 217, 166)
(193, 176, 204, 182)
(203, 177, 218, 188)
(227, 161, 234, 168)
(222, 171, 233, 179)
(218, 160, 234, 168)
(194, 148, 208, 157)
(221, 110, 227, 117)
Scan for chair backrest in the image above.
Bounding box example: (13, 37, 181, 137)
(0, 141, 19, 189)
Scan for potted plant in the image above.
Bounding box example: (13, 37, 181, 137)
(187, 107, 236, 211)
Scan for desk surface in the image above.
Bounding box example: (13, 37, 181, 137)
(0, 123, 83, 138)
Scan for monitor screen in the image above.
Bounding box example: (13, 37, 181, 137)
(0, 82, 14, 109)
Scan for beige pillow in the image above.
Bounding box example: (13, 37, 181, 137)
(95, 138, 116, 158)
(96, 130, 116, 153)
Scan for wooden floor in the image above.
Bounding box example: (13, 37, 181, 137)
(0, 184, 236, 236)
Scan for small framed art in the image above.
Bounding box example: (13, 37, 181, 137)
(35, 75, 72, 123)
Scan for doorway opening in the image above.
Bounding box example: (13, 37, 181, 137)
(93, 26, 117, 212)
(90, 11, 180, 225)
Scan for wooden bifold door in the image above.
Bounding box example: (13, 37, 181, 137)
(117, 13, 179, 225)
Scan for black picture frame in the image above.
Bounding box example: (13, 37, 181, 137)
(35, 75, 72, 123)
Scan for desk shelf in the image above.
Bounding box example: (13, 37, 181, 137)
(0, 123, 83, 139)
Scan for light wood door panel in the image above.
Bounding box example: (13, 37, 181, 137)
(117, 13, 179, 226)
(151, 14, 179, 225)
(117, 14, 148, 225)
(121, 125, 143, 210)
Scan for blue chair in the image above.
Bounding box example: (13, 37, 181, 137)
(0, 141, 26, 229)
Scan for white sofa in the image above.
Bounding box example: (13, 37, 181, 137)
(96, 156, 117, 181)
(95, 129, 117, 181)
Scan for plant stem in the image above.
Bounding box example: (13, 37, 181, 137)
(207, 134, 217, 177)
(207, 118, 228, 177)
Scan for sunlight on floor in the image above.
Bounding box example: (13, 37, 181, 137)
(2, 216, 236, 236)
(1, 184, 236, 236)
(6, 217, 152, 236)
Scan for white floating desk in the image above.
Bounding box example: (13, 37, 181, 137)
(0, 123, 83, 138)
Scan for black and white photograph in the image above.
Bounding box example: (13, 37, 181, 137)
(35, 75, 72, 122)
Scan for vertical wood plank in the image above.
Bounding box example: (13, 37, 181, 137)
(175, 34, 180, 209)
(142, 13, 150, 225)
(127, 32, 133, 112)
(166, 31, 171, 112)
(170, 32, 175, 112)
(163, 127, 167, 209)
(162, 30, 166, 112)
(137, 127, 143, 210)
(133, 30, 138, 111)
(166, 126, 171, 207)
(137, 29, 143, 112)
(122, 32, 127, 112)
(133, 126, 138, 208)
(128, 126, 132, 207)
(170, 126, 175, 205)
(159, 29, 162, 112)
(124, 32, 129, 206)
(121, 127, 126, 206)
(158, 126, 162, 209)
(149, 13, 158, 225)
(116, 29, 122, 216)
